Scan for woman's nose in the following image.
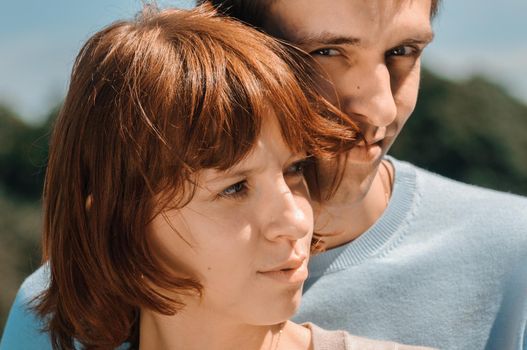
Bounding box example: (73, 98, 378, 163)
(260, 179, 312, 242)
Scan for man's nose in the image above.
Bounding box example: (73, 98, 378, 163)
(339, 62, 397, 129)
(260, 179, 312, 243)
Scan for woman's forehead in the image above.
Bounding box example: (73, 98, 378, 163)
(197, 115, 303, 180)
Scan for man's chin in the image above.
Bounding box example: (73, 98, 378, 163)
(341, 148, 388, 202)
(346, 142, 384, 165)
(315, 144, 388, 205)
(318, 159, 380, 206)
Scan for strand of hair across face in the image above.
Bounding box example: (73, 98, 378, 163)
(380, 160, 393, 205)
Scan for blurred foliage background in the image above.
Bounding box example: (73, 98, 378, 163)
(0, 68, 526, 333)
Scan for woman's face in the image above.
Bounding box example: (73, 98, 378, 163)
(148, 115, 313, 325)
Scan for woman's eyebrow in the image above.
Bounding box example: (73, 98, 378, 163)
(205, 170, 250, 184)
(202, 166, 261, 185)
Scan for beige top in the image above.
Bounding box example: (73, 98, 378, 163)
(304, 323, 437, 350)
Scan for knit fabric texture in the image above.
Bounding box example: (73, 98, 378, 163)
(293, 158, 527, 350)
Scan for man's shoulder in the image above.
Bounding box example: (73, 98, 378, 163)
(393, 158, 527, 210)
(391, 158, 527, 250)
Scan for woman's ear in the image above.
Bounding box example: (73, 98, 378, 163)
(85, 194, 93, 211)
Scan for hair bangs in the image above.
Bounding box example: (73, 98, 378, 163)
(156, 11, 315, 176)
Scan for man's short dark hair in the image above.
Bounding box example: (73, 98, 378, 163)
(198, 0, 442, 30)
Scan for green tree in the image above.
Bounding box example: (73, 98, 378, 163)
(0, 104, 57, 199)
(0, 103, 59, 330)
(391, 69, 527, 195)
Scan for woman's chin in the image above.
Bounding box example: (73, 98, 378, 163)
(249, 288, 303, 326)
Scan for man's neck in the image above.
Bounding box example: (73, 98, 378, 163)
(313, 160, 394, 251)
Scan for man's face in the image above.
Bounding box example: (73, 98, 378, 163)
(266, 0, 434, 199)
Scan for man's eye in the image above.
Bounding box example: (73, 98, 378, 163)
(386, 45, 418, 57)
(310, 48, 340, 57)
(219, 181, 248, 199)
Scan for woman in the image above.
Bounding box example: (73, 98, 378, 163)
(35, 5, 433, 350)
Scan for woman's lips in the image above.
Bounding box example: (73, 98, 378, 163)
(258, 258, 308, 284)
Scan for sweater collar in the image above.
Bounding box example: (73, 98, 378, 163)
(307, 157, 418, 278)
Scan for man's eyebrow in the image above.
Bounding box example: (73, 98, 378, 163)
(401, 31, 435, 45)
(292, 32, 362, 47)
(291, 31, 435, 47)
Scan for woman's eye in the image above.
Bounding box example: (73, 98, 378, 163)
(310, 48, 340, 57)
(285, 160, 309, 177)
(219, 181, 248, 199)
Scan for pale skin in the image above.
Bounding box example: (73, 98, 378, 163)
(264, 0, 435, 249)
(140, 116, 312, 350)
(138, 2, 436, 348)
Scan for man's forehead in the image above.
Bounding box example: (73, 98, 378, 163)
(266, 0, 433, 45)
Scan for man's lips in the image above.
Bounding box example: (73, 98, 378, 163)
(359, 134, 393, 147)
(346, 139, 385, 164)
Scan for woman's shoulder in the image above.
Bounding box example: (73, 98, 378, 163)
(303, 322, 436, 350)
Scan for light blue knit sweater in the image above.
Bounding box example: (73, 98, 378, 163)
(293, 158, 527, 350)
(1, 158, 526, 350)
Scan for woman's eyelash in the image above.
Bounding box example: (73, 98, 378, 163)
(286, 159, 311, 176)
(218, 180, 249, 200)
(215, 158, 310, 200)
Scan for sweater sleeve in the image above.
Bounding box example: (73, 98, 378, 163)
(0, 265, 51, 350)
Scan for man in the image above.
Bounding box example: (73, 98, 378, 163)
(197, 1, 527, 349)
(1, 1, 526, 349)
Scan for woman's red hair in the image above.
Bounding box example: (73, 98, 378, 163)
(35, 5, 358, 349)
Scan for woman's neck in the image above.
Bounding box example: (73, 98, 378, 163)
(139, 308, 311, 350)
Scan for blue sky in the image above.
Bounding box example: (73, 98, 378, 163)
(1, 0, 526, 124)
